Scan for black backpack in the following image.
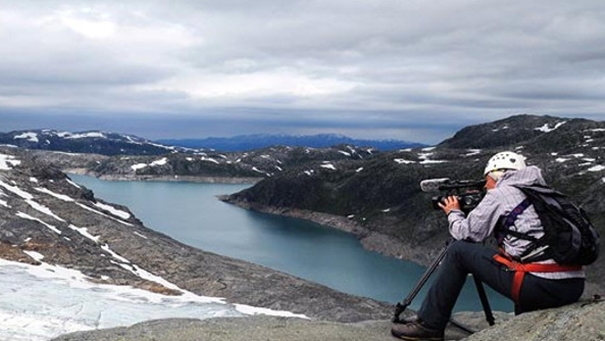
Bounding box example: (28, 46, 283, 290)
(500, 184, 600, 265)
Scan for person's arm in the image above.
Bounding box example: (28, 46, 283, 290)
(440, 191, 504, 242)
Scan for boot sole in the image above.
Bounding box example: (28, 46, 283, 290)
(391, 330, 444, 341)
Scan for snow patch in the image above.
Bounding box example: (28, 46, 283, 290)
(93, 202, 131, 220)
(420, 159, 448, 164)
(535, 121, 566, 133)
(0, 258, 246, 340)
(16, 212, 62, 234)
(233, 304, 308, 319)
(23, 250, 44, 261)
(35, 187, 74, 202)
(0, 180, 55, 209)
(68, 225, 100, 242)
(65, 132, 106, 139)
(76, 203, 134, 226)
(252, 167, 270, 176)
(150, 158, 168, 166)
(66, 179, 81, 188)
(26, 199, 65, 222)
(394, 159, 416, 164)
(131, 163, 148, 170)
(0, 154, 22, 170)
(14, 132, 39, 143)
(134, 232, 148, 239)
(418, 152, 447, 165)
(201, 156, 220, 164)
(464, 149, 481, 156)
(320, 163, 336, 170)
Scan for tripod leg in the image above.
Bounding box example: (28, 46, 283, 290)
(472, 276, 495, 326)
(445, 277, 494, 334)
(392, 245, 449, 323)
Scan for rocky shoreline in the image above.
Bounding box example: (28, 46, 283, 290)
(216, 195, 450, 267)
(218, 196, 605, 299)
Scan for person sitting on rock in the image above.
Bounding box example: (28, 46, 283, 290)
(391, 151, 585, 341)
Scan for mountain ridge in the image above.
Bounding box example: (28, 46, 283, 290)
(0, 129, 184, 156)
(0, 129, 425, 155)
(158, 133, 426, 152)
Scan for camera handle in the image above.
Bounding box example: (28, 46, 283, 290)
(392, 240, 495, 334)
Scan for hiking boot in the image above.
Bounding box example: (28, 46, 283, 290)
(391, 320, 444, 341)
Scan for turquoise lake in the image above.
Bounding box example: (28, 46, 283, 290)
(69, 174, 513, 313)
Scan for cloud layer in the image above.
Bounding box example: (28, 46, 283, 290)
(1, 1, 604, 143)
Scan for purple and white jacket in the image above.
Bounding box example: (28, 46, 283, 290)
(447, 165, 585, 280)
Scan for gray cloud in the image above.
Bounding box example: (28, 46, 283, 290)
(1, 0, 604, 143)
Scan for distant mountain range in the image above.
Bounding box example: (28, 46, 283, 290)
(0, 130, 425, 155)
(157, 134, 426, 152)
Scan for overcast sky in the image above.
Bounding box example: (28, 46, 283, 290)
(1, 1, 604, 144)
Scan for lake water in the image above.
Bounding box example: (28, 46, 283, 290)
(69, 174, 513, 313)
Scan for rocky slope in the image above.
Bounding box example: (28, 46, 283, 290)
(27, 143, 380, 182)
(0, 146, 393, 325)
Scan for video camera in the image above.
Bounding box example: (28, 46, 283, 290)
(420, 178, 486, 213)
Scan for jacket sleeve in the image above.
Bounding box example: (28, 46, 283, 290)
(447, 190, 505, 242)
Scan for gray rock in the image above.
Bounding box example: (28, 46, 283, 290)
(465, 299, 605, 341)
(50, 301, 605, 341)
(51, 316, 396, 341)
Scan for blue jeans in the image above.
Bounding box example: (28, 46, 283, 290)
(417, 240, 584, 330)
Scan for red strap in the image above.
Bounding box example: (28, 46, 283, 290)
(493, 254, 582, 303)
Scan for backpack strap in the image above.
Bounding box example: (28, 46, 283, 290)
(503, 198, 532, 228)
(493, 254, 582, 303)
(498, 192, 549, 262)
(497, 198, 534, 244)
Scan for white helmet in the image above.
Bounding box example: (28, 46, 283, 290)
(483, 151, 526, 178)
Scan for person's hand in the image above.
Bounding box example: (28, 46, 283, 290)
(438, 196, 460, 215)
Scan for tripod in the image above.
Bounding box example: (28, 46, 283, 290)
(392, 241, 495, 334)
